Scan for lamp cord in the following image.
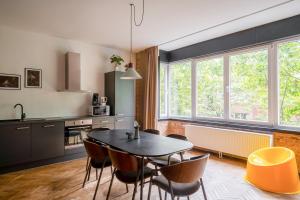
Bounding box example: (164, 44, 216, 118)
(129, 0, 145, 63)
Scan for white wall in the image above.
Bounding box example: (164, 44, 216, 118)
(0, 26, 130, 119)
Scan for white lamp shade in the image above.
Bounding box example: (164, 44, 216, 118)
(120, 67, 142, 80)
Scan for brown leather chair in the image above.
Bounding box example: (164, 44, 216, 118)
(148, 154, 210, 200)
(144, 129, 160, 135)
(82, 139, 112, 200)
(106, 147, 152, 200)
(150, 134, 188, 167)
(85, 128, 110, 174)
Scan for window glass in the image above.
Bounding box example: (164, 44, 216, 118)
(229, 49, 268, 121)
(278, 40, 300, 126)
(169, 61, 192, 117)
(196, 57, 224, 118)
(159, 63, 167, 117)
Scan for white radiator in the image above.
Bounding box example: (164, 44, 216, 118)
(185, 125, 273, 158)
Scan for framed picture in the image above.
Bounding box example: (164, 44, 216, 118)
(0, 73, 21, 90)
(25, 68, 42, 88)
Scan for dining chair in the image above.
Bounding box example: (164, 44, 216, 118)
(85, 128, 110, 177)
(144, 129, 160, 135)
(106, 147, 153, 200)
(148, 154, 210, 200)
(82, 139, 112, 200)
(150, 134, 188, 167)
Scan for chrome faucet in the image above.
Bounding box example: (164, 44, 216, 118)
(14, 103, 26, 121)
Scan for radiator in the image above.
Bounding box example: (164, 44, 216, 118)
(185, 125, 273, 158)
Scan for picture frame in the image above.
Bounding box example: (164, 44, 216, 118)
(25, 68, 42, 88)
(0, 73, 21, 90)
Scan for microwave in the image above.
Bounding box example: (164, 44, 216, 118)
(89, 105, 110, 116)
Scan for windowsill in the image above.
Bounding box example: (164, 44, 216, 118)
(158, 118, 300, 135)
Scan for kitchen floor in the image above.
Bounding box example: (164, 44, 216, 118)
(0, 151, 299, 200)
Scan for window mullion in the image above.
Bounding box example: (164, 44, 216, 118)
(224, 54, 230, 120)
(191, 59, 197, 120)
(271, 43, 279, 127)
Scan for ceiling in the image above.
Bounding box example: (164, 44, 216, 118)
(0, 0, 299, 52)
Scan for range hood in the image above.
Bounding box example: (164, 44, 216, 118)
(59, 52, 90, 93)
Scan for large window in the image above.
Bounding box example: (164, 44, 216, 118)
(159, 63, 167, 117)
(159, 36, 300, 129)
(278, 39, 300, 127)
(169, 61, 192, 117)
(196, 57, 224, 118)
(229, 49, 268, 122)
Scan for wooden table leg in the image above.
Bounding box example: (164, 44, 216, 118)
(140, 156, 145, 200)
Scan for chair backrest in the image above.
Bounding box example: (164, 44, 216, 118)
(160, 154, 210, 183)
(167, 134, 188, 141)
(144, 129, 160, 135)
(107, 147, 140, 172)
(83, 139, 108, 161)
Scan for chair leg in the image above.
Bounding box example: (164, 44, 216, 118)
(93, 166, 105, 200)
(87, 163, 92, 181)
(106, 169, 116, 200)
(164, 191, 167, 200)
(177, 197, 180, 200)
(158, 187, 162, 200)
(168, 181, 175, 200)
(187, 197, 190, 200)
(110, 166, 113, 174)
(132, 183, 137, 200)
(82, 161, 91, 188)
(200, 178, 207, 200)
(86, 156, 90, 171)
(147, 174, 153, 200)
(126, 184, 129, 193)
(96, 169, 98, 180)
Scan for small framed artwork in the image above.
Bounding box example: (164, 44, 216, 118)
(25, 68, 42, 88)
(0, 73, 21, 90)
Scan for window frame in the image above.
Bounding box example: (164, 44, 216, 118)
(194, 54, 225, 121)
(274, 36, 300, 130)
(168, 59, 193, 119)
(158, 61, 168, 119)
(159, 35, 300, 130)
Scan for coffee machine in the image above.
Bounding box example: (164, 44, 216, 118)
(92, 93, 100, 106)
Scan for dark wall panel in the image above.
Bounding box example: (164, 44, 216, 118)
(159, 50, 170, 62)
(165, 14, 300, 62)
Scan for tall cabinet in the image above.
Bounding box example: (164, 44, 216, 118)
(105, 71, 134, 130)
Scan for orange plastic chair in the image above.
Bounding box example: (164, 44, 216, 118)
(245, 147, 300, 194)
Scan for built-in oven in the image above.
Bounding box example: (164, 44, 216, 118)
(64, 118, 92, 150)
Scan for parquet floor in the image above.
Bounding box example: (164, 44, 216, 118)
(0, 152, 299, 200)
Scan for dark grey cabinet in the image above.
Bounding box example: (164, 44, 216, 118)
(115, 117, 134, 130)
(105, 71, 134, 117)
(31, 121, 64, 161)
(0, 123, 31, 167)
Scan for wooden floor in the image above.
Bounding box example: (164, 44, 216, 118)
(0, 152, 299, 200)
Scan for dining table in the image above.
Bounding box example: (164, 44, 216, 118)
(87, 129, 194, 200)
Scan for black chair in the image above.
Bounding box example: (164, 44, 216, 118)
(106, 147, 152, 200)
(150, 134, 189, 167)
(82, 139, 112, 200)
(148, 154, 210, 200)
(144, 129, 160, 135)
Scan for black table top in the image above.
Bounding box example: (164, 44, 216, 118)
(87, 129, 193, 157)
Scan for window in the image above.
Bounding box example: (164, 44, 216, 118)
(278, 39, 300, 127)
(159, 36, 300, 129)
(196, 57, 224, 118)
(229, 48, 268, 122)
(169, 61, 192, 117)
(159, 63, 167, 117)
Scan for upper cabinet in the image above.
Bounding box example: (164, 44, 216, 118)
(105, 71, 134, 117)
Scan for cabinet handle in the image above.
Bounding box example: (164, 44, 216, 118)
(117, 113, 124, 116)
(116, 119, 124, 122)
(43, 124, 55, 128)
(101, 120, 109, 123)
(16, 126, 30, 130)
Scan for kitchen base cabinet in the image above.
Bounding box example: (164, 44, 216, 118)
(31, 122, 64, 161)
(0, 124, 31, 167)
